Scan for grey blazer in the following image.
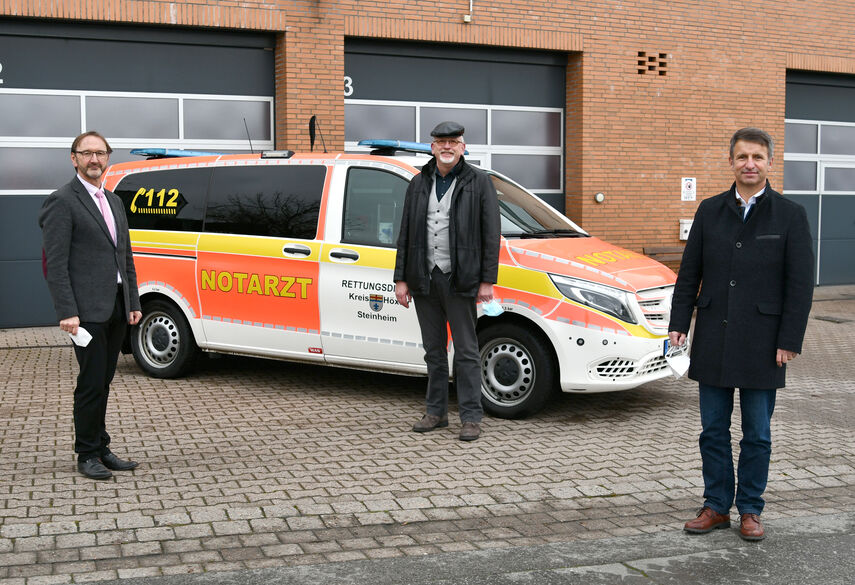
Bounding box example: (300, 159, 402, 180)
(39, 176, 141, 322)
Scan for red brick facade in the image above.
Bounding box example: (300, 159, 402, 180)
(4, 0, 855, 252)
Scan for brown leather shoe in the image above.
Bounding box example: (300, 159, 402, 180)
(412, 414, 448, 433)
(739, 513, 765, 541)
(458, 421, 481, 441)
(684, 507, 731, 534)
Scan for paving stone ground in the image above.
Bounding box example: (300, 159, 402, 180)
(1, 286, 854, 584)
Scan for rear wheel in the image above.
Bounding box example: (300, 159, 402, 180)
(131, 299, 198, 378)
(478, 323, 556, 419)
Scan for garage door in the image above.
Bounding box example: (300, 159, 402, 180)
(344, 40, 566, 212)
(784, 71, 855, 285)
(0, 19, 275, 326)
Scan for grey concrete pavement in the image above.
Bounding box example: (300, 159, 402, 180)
(1, 285, 854, 584)
(91, 512, 855, 585)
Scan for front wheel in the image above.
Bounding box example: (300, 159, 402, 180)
(131, 299, 198, 378)
(478, 323, 556, 419)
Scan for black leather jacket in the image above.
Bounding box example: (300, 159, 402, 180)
(394, 157, 500, 296)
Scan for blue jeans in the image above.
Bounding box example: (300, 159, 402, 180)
(698, 383, 777, 516)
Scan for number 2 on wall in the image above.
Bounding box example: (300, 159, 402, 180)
(0, 61, 4, 84)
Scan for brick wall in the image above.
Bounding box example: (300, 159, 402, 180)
(3, 0, 855, 252)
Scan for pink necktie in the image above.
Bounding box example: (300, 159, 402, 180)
(95, 190, 117, 245)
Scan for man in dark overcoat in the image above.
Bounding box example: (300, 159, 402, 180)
(668, 127, 814, 541)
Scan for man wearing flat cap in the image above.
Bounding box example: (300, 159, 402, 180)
(394, 121, 500, 441)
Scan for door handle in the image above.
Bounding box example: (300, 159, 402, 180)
(329, 248, 359, 262)
(282, 244, 311, 256)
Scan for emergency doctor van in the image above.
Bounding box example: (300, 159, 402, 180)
(103, 146, 676, 418)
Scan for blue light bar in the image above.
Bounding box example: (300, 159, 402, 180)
(357, 139, 468, 156)
(130, 148, 227, 159)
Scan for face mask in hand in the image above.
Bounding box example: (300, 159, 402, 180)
(665, 343, 690, 378)
(481, 300, 504, 317)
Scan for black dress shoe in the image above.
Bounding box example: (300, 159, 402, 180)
(101, 452, 139, 471)
(78, 458, 113, 480)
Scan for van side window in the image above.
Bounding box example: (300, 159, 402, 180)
(205, 165, 326, 240)
(343, 168, 409, 247)
(114, 168, 210, 231)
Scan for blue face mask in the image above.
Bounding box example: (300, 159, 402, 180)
(481, 300, 504, 317)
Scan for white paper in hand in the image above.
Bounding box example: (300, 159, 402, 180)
(69, 327, 92, 347)
(665, 343, 690, 379)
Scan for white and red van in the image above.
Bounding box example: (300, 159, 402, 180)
(103, 145, 676, 418)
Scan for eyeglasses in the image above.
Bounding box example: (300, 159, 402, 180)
(432, 139, 463, 147)
(74, 150, 110, 159)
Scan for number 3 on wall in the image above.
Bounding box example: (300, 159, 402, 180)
(343, 75, 353, 97)
(0, 62, 4, 84)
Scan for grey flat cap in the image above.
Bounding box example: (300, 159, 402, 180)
(430, 121, 465, 138)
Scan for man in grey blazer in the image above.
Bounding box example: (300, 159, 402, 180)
(668, 128, 814, 541)
(40, 131, 143, 480)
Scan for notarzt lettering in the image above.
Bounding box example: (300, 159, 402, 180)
(200, 270, 312, 298)
(575, 249, 640, 267)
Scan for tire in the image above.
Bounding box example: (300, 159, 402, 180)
(131, 299, 198, 378)
(478, 323, 556, 419)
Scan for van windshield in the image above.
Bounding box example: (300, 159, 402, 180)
(490, 174, 587, 239)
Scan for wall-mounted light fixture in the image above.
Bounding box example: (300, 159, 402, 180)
(594, 192, 605, 203)
(463, 0, 473, 23)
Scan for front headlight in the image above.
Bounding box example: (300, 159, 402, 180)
(550, 274, 637, 324)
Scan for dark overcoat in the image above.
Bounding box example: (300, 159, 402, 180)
(39, 176, 141, 322)
(668, 181, 814, 389)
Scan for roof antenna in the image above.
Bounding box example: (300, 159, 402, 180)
(243, 117, 254, 154)
(309, 115, 327, 153)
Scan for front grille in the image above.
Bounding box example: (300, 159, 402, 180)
(589, 354, 670, 380)
(590, 358, 637, 379)
(638, 354, 670, 376)
(635, 285, 674, 333)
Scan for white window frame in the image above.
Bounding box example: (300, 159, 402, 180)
(0, 88, 274, 195)
(784, 118, 855, 285)
(344, 98, 564, 194)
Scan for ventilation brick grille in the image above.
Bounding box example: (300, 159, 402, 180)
(637, 51, 668, 75)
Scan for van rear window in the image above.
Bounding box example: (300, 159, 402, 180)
(205, 165, 326, 240)
(115, 168, 211, 232)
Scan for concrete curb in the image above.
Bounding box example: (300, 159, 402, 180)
(90, 512, 855, 585)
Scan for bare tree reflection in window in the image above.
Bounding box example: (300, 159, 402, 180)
(205, 191, 320, 240)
